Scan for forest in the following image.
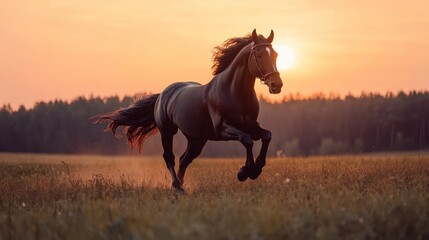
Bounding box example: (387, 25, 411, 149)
(0, 91, 428, 157)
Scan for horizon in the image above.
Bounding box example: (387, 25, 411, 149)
(1, 0, 429, 109)
(3, 89, 429, 111)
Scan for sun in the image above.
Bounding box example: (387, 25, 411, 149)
(273, 44, 295, 70)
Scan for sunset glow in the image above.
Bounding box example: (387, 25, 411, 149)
(1, 0, 428, 108)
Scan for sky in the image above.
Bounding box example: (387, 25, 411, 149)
(1, 0, 428, 108)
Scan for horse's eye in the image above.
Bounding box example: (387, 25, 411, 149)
(257, 55, 262, 59)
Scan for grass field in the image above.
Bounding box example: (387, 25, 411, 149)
(0, 153, 429, 239)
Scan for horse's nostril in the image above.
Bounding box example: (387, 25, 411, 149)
(270, 82, 276, 88)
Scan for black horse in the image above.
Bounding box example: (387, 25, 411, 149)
(94, 29, 283, 191)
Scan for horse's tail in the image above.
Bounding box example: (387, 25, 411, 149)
(92, 93, 160, 152)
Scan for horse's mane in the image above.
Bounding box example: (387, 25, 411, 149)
(211, 35, 252, 75)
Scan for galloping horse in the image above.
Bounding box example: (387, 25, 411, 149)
(94, 29, 283, 191)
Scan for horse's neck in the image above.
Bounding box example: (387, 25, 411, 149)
(218, 45, 256, 98)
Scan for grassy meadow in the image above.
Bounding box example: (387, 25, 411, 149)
(0, 153, 429, 239)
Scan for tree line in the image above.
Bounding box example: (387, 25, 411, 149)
(1, 91, 428, 157)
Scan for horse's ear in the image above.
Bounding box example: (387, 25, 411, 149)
(252, 29, 259, 43)
(267, 30, 274, 43)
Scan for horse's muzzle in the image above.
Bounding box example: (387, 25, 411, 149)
(268, 79, 283, 94)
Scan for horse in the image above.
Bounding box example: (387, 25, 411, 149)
(94, 29, 283, 191)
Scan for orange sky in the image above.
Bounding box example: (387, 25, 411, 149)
(1, 0, 428, 108)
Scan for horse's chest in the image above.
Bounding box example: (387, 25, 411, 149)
(239, 114, 257, 126)
(214, 95, 259, 127)
(225, 105, 258, 125)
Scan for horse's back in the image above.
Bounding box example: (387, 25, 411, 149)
(155, 82, 215, 138)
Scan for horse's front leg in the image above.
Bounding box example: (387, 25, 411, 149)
(248, 127, 271, 180)
(220, 123, 255, 182)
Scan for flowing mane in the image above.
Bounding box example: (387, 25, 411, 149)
(211, 35, 252, 75)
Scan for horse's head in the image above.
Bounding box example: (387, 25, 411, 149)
(248, 29, 283, 94)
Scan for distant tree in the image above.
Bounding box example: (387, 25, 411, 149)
(0, 91, 428, 156)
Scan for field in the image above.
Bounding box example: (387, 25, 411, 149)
(0, 153, 429, 239)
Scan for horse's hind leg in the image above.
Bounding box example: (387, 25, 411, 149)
(177, 137, 206, 186)
(160, 129, 182, 191)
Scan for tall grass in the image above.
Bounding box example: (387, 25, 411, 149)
(0, 153, 428, 239)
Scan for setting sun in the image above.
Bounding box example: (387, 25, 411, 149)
(273, 44, 295, 70)
(1, 1, 428, 108)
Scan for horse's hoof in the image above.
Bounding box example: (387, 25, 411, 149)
(237, 166, 249, 182)
(248, 167, 262, 180)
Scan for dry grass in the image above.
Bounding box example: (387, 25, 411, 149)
(0, 153, 429, 239)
